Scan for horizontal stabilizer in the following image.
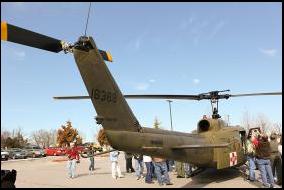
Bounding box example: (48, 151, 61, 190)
(53, 96, 90, 100)
(172, 143, 229, 149)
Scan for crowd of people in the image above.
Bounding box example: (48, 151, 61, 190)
(63, 131, 282, 188)
(64, 142, 180, 186)
(245, 130, 282, 188)
(111, 151, 175, 186)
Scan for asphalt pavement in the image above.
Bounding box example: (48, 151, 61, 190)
(1, 153, 280, 188)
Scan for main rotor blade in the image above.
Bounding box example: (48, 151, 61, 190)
(124, 95, 201, 100)
(53, 95, 201, 100)
(230, 92, 282, 98)
(1, 21, 63, 53)
(53, 92, 282, 100)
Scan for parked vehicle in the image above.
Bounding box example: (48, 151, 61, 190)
(1, 148, 9, 161)
(82, 143, 103, 153)
(45, 147, 66, 156)
(7, 148, 28, 159)
(93, 145, 103, 153)
(24, 146, 46, 158)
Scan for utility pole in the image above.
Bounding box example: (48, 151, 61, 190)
(228, 115, 230, 125)
(167, 100, 173, 131)
(226, 115, 230, 126)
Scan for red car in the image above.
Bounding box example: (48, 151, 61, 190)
(45, 147, 66, 156)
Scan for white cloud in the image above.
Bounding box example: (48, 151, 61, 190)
(149, 79, 156, 83)
(210, 21, 225, 39)
(127, 37, 143, 51)
(179, 16, 195, 30)
(189, 19, 209, 45)
(134, 82, 149, 91)
(190, 20, 209, 35)
(193, 78, 200, 84)
(259, 48, 277, 57)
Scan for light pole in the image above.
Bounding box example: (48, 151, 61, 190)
(167, 100, 173, 131)
(227, 115, 230, 126)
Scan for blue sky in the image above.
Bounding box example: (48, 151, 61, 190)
(1, 2, 282, 142)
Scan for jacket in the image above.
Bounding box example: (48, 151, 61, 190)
(255, 140, 271, 159)
(246, 139, 256, 156)
(66, 147, 80, 160)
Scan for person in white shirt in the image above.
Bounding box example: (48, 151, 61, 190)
(109, 150, 124, 179)
(143, 155, 154, 184)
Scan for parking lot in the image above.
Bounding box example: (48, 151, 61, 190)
(2, 152, 272, 188)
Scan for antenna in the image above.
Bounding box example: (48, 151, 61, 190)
(84, 2, 92, 36)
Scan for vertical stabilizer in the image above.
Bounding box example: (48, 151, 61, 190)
(73, 37, 141, 132)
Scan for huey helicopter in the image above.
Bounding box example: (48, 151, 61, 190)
(1, 18, 282, 172)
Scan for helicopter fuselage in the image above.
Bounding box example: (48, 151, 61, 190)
(105, 119, 247, 169)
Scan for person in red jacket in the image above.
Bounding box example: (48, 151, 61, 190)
(66, 142, 80, 179)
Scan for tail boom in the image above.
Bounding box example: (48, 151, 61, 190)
(73, 36, 141, 132)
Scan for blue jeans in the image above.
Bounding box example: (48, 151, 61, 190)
(167, 160, 174, 172)
(256, 158, 274, 187)
(247, 156, 256, 181)
(145, 162, 153, 183)
(89, 157, 95, 171)
(67, 159, 77, 178)
(135, 159, 144, 178)
(153, 161, 170, 185)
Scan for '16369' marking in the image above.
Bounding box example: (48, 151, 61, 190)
(91, 88, 117, 103)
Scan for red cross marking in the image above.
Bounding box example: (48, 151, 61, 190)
(229, 152, 237, 166)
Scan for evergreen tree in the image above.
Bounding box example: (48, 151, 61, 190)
(153, 117, 161, 129)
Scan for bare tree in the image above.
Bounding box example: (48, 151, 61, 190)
(31, 129, 58, 148)
(271, 122, 282, 135)
(1, 129, 11, 148)
(241, 110, 254, 132)
(1, 128, 28, 148)
(241, 111, 281, 136)
(255, 113, 272, 134)
(49, 129, 58, 147)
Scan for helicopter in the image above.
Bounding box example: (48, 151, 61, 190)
(1, 21, 282, 172)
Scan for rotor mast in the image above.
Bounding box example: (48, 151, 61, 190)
(200, 89, 230, 119)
